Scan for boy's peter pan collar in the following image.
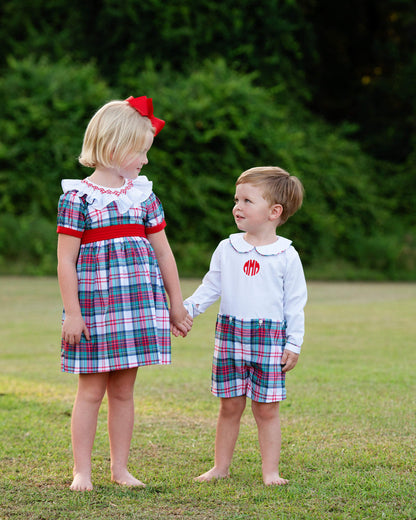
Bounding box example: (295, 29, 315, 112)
(229, 233, 292, 256)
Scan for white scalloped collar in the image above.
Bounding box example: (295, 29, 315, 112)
(61, 176, 153, 214)
(229, 233, 292, 256)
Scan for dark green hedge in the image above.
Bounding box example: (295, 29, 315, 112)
(0, 56, 414, 279)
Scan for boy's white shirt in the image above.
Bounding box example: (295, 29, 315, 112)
(184, 233, 307, 354)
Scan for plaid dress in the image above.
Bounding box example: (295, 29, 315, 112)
(57, 176, 171, 374)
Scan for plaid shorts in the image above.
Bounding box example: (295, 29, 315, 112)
(212, 314, 287, 403)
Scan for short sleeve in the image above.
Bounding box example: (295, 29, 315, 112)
(57, 190, 86, 237)
(144, 193, 166, 234)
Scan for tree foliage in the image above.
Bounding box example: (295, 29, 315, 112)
(0, 0, 311, 96)
(0, 1, 414, 279)
(0, 56, 113, 217)
(298, 0, 416, 163)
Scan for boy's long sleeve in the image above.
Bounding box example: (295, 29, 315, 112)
(282, 250, 307, 354)
(184, 247, 222, 318)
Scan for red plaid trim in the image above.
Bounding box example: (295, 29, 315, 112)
(146, 221, 166, 234)
(57, 226, 83, 238)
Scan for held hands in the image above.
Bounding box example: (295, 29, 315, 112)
(170, 305, 193, 337)
(61, 315, 91, 345)
(281, 349, 299, 372)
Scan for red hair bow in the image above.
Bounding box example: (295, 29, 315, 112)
(125, 96, 165, 136)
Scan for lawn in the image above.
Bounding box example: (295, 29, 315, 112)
(0, 277, 415, 519)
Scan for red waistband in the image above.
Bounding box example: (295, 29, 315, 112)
(81, 224, 146, 244)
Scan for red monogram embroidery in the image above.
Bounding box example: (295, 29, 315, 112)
(243, 259, 260, 276)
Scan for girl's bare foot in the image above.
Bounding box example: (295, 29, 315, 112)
(263, 472, 289, 486)
(194, 467, 230, 482)
(112, 470, 146, 487)
(70, 472, 93, 491)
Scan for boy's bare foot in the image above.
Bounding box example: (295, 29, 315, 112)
(112, 470, 146, 488)
(70, 472, 93, 491)
(263, 472, 289, 486)
(194, 467, 230, 482)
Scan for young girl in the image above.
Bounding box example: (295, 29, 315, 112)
(57, 96, 192, 491)
(183, 166, 307, 485)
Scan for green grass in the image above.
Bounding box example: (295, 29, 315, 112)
(1, 277, 415, 519)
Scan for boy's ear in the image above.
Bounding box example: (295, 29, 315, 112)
(270, 204, 283, 221)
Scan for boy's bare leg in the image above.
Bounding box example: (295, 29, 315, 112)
(107, 368, 145, 487)
(70, 373, 108, 491)
(195, 396, 246, 482)
(251, 401, 288, 485)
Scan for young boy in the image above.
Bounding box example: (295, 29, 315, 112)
(184, 166, 307, 485)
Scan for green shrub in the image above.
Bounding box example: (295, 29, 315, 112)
(0, 57, 414, 279)
(0, 213, 56, 275)
(0, 55, 114, 218)
(122, 60, 405, 276)
(0, 0, 311, 98)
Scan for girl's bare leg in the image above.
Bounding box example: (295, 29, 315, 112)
(107, 368, 145, 487)
(70, 373, 108, 491)
(251, 401, 288, 485)
(195, 396, 246, 482)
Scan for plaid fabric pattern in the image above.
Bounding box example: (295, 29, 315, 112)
(57, 189, 170, 374)
(212, 314, 287, 402)
(57, 190, 165, 233)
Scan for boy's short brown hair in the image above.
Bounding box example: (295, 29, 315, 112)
(236, 166, 304, 224)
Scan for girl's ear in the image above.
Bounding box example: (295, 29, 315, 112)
(270, 204, 283, 221)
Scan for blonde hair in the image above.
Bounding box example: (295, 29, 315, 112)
(236, 166, 304, 224)
(79, 100, 154, 169)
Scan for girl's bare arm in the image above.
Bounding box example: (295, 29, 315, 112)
(148, 230, 192, 336)
(57, 234, 90, 344)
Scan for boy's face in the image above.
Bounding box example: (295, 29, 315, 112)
(233, 183, 279, 234)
